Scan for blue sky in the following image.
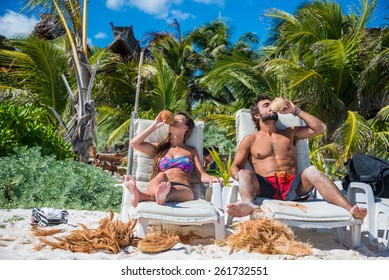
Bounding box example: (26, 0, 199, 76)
(0, 0, 388, 48)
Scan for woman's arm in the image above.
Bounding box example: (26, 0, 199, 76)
(192, 147, 221, 185)
(130, 112, 166, 156)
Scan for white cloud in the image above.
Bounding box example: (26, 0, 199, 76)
(170, 10, 195, 21)
(129, 0, 173, 15)
(192, 0, 224, 5)
(0, 10, 39, 38)
(106, 0, 126, 11)
(106, 0, 183, 15)
(105, 0, 197, 21)
(94, 32, 108, 39)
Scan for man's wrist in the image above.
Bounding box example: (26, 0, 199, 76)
(293, 107, 302, 117)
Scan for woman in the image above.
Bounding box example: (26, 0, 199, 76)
(124, 111, 221, 207)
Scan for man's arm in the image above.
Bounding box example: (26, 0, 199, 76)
(230, 135, 253, 181)
(280, 99, 326, 139)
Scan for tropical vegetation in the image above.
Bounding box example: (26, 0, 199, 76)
(0, 0, 387, 208)
(0, 147, 120, 211)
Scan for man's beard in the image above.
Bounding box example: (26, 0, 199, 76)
(260, 112, 278, 122)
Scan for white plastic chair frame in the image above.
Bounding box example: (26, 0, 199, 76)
(119, 118, 225, 240)
(227, 109, 362, 249)
(345, 182, 389, 248)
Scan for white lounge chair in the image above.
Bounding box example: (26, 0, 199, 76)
(226, 109, 362, 249)
(119, 118, 225, 240)
(345, 182, 389, 248)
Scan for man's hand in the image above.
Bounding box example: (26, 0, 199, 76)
(279, 99, 297, 115)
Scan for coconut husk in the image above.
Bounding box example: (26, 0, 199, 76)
(224, 217, 312, 256)
(137, 229, 179, 254)
(32, 228, 64, 237)
(34, 210, 138, 254)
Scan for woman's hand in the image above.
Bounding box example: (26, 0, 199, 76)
(208, 176, 223, 187)
(153, 111, 168, 129)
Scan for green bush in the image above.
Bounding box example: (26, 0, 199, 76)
(0, 147, 121, 212)
(0, 102, 73, 160)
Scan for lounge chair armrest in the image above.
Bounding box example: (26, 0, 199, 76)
(346, 182, 376, 207)
(205, 183, 223, 209)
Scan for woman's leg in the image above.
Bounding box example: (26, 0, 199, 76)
(124, 173, 168, 206)
(164, 183, 194, 203)
(123, 175, 154, 207)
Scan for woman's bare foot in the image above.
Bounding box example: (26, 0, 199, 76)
(124, 175, 140, 207)
(226, 201, 260, 217)
(156, 181, 171, 205)
(350, 205, 367, 221)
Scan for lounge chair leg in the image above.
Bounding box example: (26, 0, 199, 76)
(214, 218, 225, 241)
(136, 219, 149, 239)
(350, 223, 361, 249)
(224, 185, 239, 226)
(336, 227, 345, 246)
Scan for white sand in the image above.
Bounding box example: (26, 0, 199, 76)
(0, 208, 388, 261)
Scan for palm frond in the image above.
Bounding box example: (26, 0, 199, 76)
(334, 111, 372, 160)
(377, 105, 389, 121)
(104, 118, 131, 147)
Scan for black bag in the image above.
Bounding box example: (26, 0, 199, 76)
(342, 154, 389, 198)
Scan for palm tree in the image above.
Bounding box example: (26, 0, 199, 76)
(262, 0, 388, 172)
(188, 19, 266, 139)
(193, 1, 388, 172)
(20, 0, 99, 162)
(186, 18, 231, 60)
(262, 0, 387, 127)
(0, 36, 69, 115)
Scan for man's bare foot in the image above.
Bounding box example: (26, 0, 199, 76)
(124, 175, 140, 207)
(156, 182, 171, 205)
(350, 205, 367, 221)
(226, 201, 260, 218)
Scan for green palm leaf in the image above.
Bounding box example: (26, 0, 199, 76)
(334, 111, 372, 160)
(0, 37, 68, 114)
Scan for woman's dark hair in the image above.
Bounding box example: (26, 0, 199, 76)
(150, 111, 195, 179)
(250, 93, 273, 130)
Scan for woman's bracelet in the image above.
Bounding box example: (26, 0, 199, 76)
(293, 107, 302, 117)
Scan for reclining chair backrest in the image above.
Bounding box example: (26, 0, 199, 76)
(235, 109, 310, 172)
(132, 118, 205, 199)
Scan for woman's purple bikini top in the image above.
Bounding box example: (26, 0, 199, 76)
(158, 156, 194, 173)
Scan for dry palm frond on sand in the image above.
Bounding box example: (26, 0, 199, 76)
(34, 210, 137, 254)
(225, 218, 312, 256)
(177, 231, 213, 246)
(137, 230, 179, 254)
(32, 228, 64, 237)
(0, 237, 16, 241)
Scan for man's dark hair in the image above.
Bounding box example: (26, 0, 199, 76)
(250, 94, 273, 130)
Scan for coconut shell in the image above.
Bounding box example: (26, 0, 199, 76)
(137, 232, 179, 253)
(271, 98, 286, 112)
(161, 110, 174, 125)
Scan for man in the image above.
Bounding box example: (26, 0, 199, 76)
(226, 94, 367, 220)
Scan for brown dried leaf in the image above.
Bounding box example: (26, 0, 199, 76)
(34, 210, 137, 254)
(224, 217, 312, 256)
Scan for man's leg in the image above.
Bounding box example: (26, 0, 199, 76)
(226, 169, 261, 217)
(299, 166, 367, 220)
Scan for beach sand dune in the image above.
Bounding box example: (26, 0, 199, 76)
(0, 208, 388, 260)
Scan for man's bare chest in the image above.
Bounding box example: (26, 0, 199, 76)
(250, 133, 295, 160)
